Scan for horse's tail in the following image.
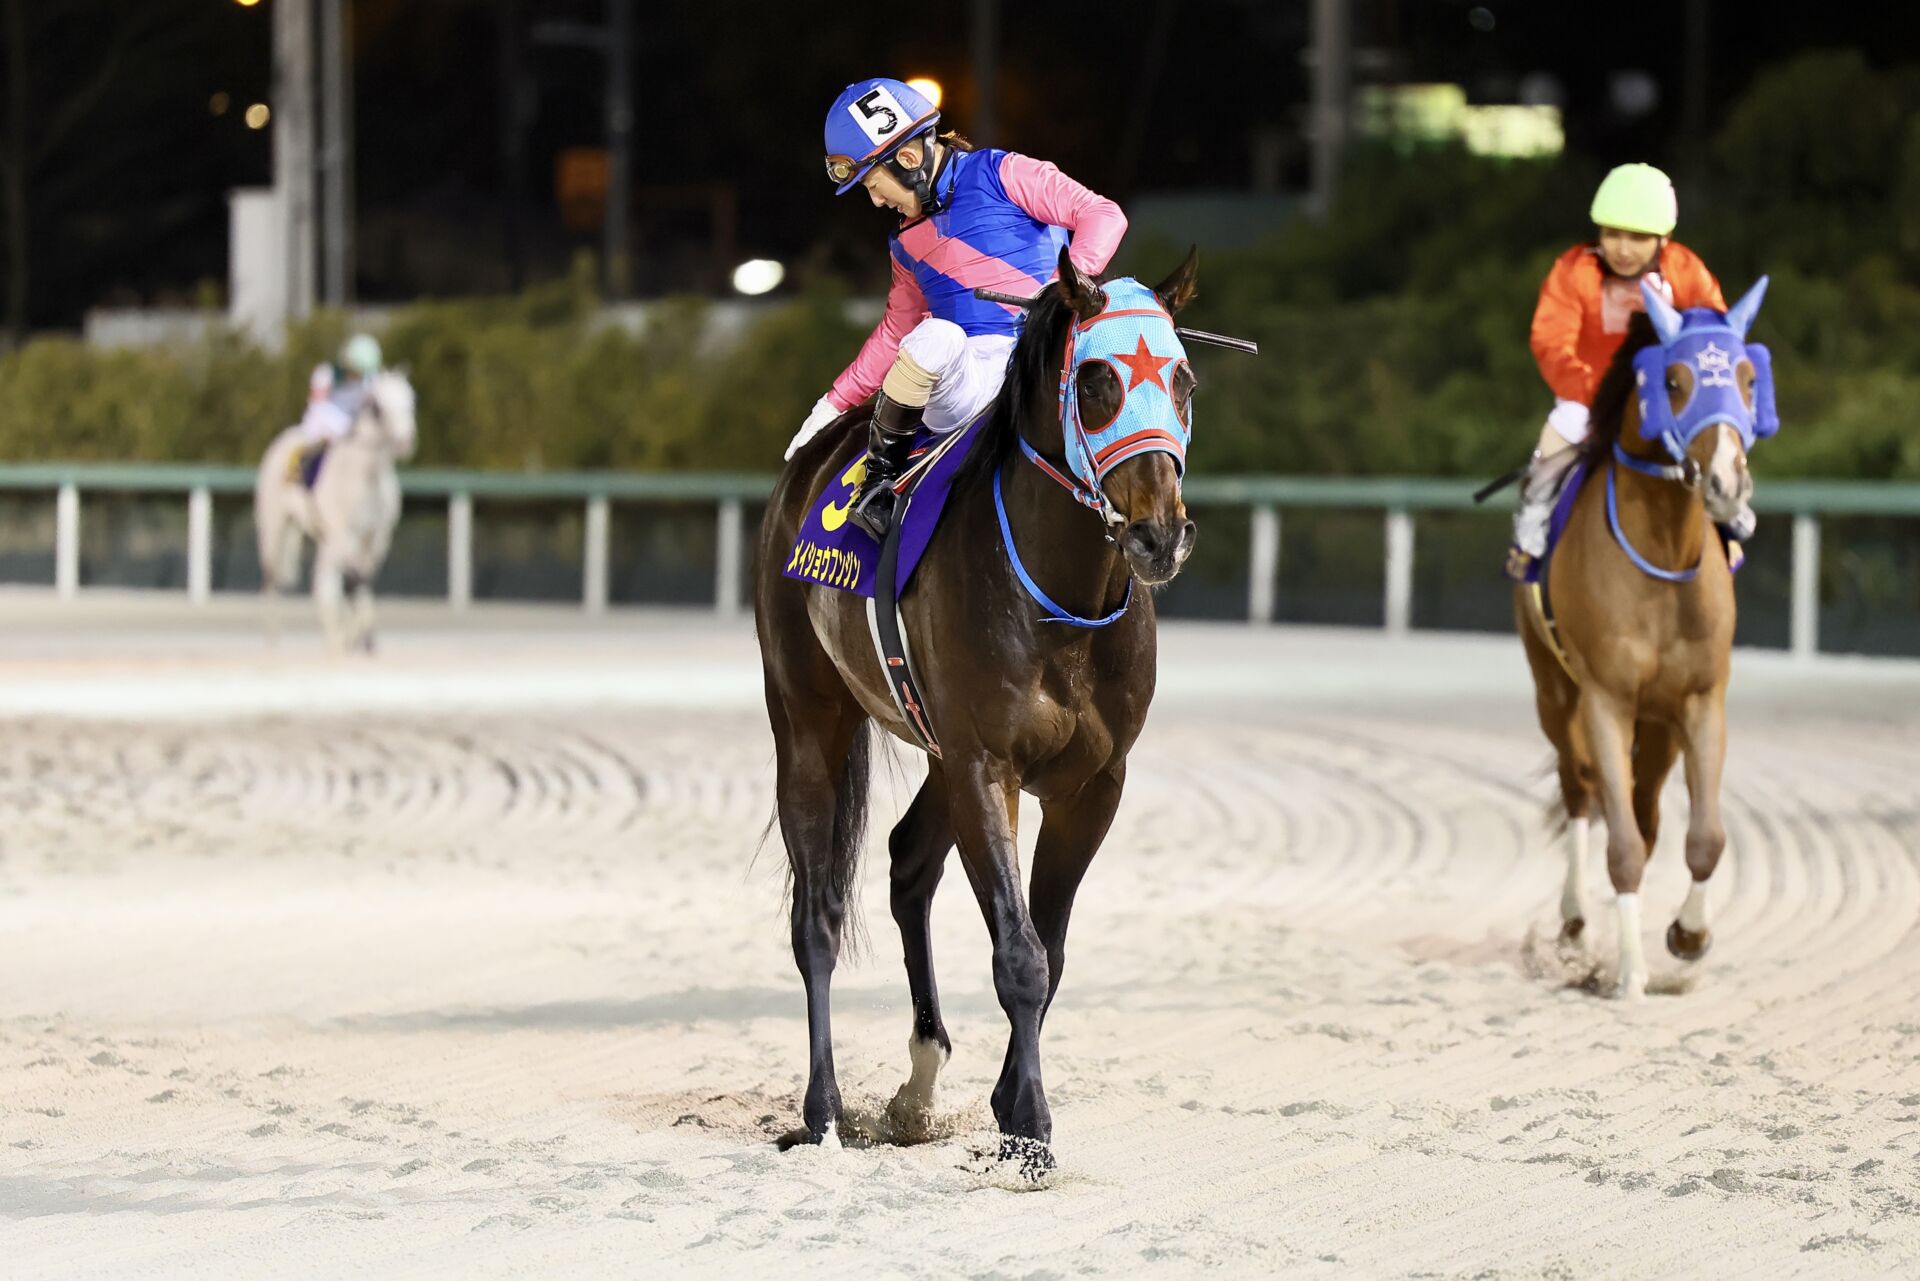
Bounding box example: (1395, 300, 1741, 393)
(829, 720, 874, 955)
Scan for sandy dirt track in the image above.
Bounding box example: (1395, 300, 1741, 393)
(2, 598, 1918, 1279)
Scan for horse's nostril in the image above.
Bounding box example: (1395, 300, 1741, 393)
(1124, 520, 1163, 559)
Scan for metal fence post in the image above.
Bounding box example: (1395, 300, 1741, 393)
(1248, 503, 1280, 624)
(584, 494, 610, 614)
(447, 492, 472, 609)
(715, 496, 743, 619)
(55, 482, 80, 599)
(187, 485, 212, 604)
(1384, 506, 1413, 636)
(1791, 513, 1820, 660)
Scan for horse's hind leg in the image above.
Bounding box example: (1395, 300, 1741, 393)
(948, 763, 1054, 1174)
(769, 697, 869, 1149)
(1516, 589, 1594, 941)
(1028, 768, 1124, 1019)
(884, 766, 955, 1138)
(1579, 689, 1652, 998)
(1630, 719, 1681, 852)
(1552, 742, 1595, 942)
(1668, 690, 1729, 961)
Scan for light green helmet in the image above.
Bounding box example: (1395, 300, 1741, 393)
(1589, 163, 1677, 237)
(340, 333, 383, 377)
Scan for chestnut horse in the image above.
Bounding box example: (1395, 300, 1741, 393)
(754, 247, 1202, 1172)
(1517, 278, 1775, 998)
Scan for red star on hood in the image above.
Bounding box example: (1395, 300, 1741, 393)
(1112, 334, 1173, 394)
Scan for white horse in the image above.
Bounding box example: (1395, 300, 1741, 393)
(254, 370, 417, 654)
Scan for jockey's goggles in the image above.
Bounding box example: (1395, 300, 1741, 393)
(823, 115, 939, 190)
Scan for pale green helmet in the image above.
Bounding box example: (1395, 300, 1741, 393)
(340, 333, 383, 377)
(1589, 163, 1677, 237)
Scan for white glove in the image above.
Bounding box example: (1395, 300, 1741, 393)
(785, 396, 842, 461)
(1546, 399, 1591, 445)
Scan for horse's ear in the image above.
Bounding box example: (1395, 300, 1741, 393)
(1154, 245, 1200, 316)
(1726, 275, 1769, 339)
(1055, 243, 1106, 322)
(1639, 277, 1683, 345)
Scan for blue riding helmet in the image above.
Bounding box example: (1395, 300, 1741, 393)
(1632, 276, 1779, 462)
(824, 78, 940, 195)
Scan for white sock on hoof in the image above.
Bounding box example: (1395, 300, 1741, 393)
(1561, 817, 1590, 923)
(891, 1034, 949, 1123)
(1679, 880, 1709, 934)
(1615, 891, 1648, 998)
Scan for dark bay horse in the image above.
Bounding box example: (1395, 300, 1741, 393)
(754, 246, 1202, 1172)
(1516, 277, 1775, 998)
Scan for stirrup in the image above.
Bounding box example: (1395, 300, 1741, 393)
(849, 474, 899, 541)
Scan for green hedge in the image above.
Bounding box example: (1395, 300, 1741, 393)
(3, 52, 1917, 480)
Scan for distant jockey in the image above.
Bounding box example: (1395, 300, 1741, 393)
(785, 76, 1128, 540)
(1508, 164, 1731, 581)
(295, 333, 382, 489)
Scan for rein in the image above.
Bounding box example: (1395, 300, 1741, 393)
(1604, 460, 1702, 583)
(992, 464, 1133, 628)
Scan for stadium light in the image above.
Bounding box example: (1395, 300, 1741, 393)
(905, 77, 943, 109)
(245, 103, 272, 130)
(731, 260, 786, 296)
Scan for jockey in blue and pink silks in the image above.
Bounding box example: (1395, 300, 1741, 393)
(784, 77, 1129, 540)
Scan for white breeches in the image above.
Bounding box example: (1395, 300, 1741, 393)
(899, 319, 1013, 435)
(300, 401, 353, 444)
(1544, 397, 1591, 446)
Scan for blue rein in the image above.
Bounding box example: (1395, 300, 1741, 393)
(1605, 455, 1700, 583)
(993, 462, 1132, 628)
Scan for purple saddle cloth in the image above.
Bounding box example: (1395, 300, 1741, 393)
(781, 415, 984, 599)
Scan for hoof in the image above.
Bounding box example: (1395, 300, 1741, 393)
(1666, 919, 1712, 962)
(1559, 915, 1586, 944)
(775, 1122, 840, 1152)
(885, 1088, 937, 1143)
(997, 1134, 1056, 1182)
(1614, 972, 1649, 1002)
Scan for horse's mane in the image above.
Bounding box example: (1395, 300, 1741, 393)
(1581, 311, 1660, 466)
(954, 283, 1075, 495)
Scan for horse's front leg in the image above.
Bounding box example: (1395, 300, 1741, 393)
(312, 545, 346, 656)
(885, 768, 956, 1139)
(350, 577, 377, 654)
(1668, 690, 1729, 961)
(948, 760, 1054, 1173)
(1580, 689, 1651, 998)
(1029, 768, 1124, 1020)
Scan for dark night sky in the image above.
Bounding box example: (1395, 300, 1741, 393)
(3, 0, 1915, 325)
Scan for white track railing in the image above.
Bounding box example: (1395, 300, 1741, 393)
(1, 465, 1914, 660)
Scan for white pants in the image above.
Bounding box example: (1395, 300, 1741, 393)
(1544, 397, 1590, 446)
(900, 319, 1013, 434)
(299, 400, 353, 444)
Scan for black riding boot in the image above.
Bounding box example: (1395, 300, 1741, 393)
(849, 393, 923, 541)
